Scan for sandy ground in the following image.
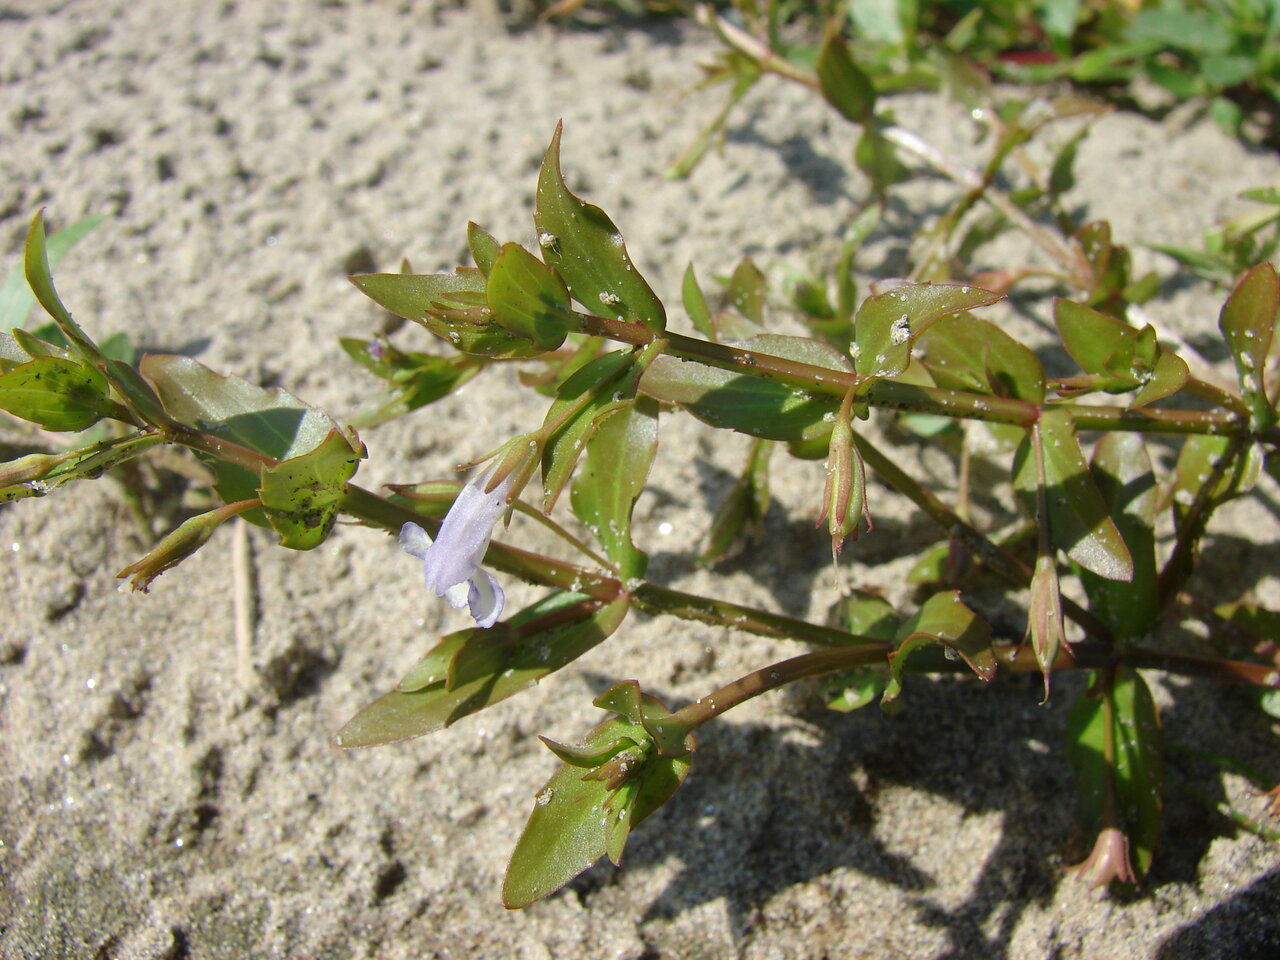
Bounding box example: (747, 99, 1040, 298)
(2, 1, 1279, 958)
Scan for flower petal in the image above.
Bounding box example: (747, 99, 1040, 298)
(444, 581, 471, 609)
(468, 569, 505, 629)
(421, 470, 512, 591)
(398, 521, 433, 560)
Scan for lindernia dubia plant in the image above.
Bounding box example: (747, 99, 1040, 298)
(5, 83, 1280, 906)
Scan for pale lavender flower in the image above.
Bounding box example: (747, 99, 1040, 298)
(400, 469, 513, 628)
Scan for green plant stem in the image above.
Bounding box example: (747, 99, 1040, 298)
(672, 644, 889, 730)
(693, 5, 1091, 286)
(576, 312, 1266, 440)
(631, 582, 874, 647)
(672, 632, 1280, 734)
(144, 416, 1280, 692)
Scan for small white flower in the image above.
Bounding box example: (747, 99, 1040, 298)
(400, 469, 513, 628)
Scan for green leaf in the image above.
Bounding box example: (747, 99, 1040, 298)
(140, 354, 346, 523)
(825, 668, 887, 712)
(816, 30, 876, 123)
(699, 437, 773, 565)
(682, 263, 714, 339)
(1040, 0, 1081, 40)
(832, 588, 901, 641)
(639, 335, 845, 446)
(1080, 433, 1158, 640)
(847, 0, 911, 45)
(486, 243, 573, 351)
(23, 210, 167, 425)
(852, 283, 1002, 381)
(1048, 125, 1088, 199)
(727, 257, 766, 325)
(1212, 602, 1280, 660)
(258, 429, 364, 549)
(664, 56, 760, 180)
(535, 124, 665, 331)
(1055, 299, 1161, 394)
(880, 590, 994, 713)
(1067, 667, 1163, 882)
(855, 127, 913, 192)
(917, 314, 1045, 402)
(571, 397, 658, 583)
(1218, 262, 1277, 428)
(0, 356, 114, 431)
(1013, 409, 1134, 582)
(339, 338, 481, 426)
(0, 213, 102, 329)
(1129, 6, 1232, 53)
(467, 222, 501, 276)
(1241, 187, 1280, 205)
(540, 349, 636, 510)
(335, 594, 630, 748)
(1130, 348, 1189, 408)
(349, 270, 542, 358)
(503, 688, 692, 908)
(1170, 434, 1262, 523)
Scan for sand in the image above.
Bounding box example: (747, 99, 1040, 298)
(1, 2, 1278, 958)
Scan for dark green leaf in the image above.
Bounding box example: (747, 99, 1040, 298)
(639, 335, 845, 445)
(503, 688, 691, 908)
(335, 595, 629, 748)
(24, 210, 167, 425)
(535, 124, 665, 331)
(855, 127, 912, 192)
(853, 283, 1002, 381)
(571, 397, 658, 582)
(727, 257, 766, 325)
(486, 243, 573, 351)
(1218, 262, 1277, 427)
(1013, 409, 1133, 582)
(881, 590, 994, 713)
(350, 270, 542, 358)
(816, 31, 876, 123)
(1130, 348, 1189, 408)
(467, 222, 501, 275)
(140, 354, 345, 524)
(1067, 667, 1163, 881)
(682, 263, 714, 339)
(917, 314, 1045, 401)
(540, 349, 636, 510)
(699, 437, 772, 565)
(339, 338, 481, 426)
(831, 589, 901, 641)
(258, 429, 364, 549)
(0, 213, 102, 329)
(0, 356, 113, 431)
(1055, 299, 1161, 394)
(1080, 433, 1158, 640)
(1170, 434, 1261, 523)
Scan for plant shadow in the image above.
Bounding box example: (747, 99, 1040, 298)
(561, 662, 1278, 958)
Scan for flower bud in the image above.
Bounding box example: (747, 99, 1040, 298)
(0, 452, 65, 495)
(818, 391, 871, 560)
(1027, 551, 1066, 702)
(117, 499, 259, 592)
(1071, 825, 1137, 892)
